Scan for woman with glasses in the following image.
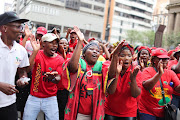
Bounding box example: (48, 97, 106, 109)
(138, 48, 180, 120)
(104, 42, 142, 120)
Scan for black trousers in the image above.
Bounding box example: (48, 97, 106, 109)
(105, 114, 136, 120)
(0, 103, 18, 120)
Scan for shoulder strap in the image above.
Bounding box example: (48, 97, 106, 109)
(153, 67, 167, 105)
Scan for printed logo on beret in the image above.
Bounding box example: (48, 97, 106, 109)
(160, 50, 164, 53)
(42, 28, 44, 31)
(14, 13, 17, 17)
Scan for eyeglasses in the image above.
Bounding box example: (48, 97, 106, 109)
(7, 24, 24, 31)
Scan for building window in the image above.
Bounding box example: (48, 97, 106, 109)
(121, 21, 123, 26)
(119, 36, 121, 41)
(132, 23, 134, 28)
(95, 0, 105, 4)
(94, 5, 104, 12)
(120, 28, 122, 33)
(48, 24, 61, 31)
(65, 0, 80, 10)
(33, 22, 46, 28)
(80, 2, 92, 9)
(56, 0, 65, 2)
(115, 2, 131, 10)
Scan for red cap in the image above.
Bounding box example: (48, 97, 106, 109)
(70, 30, 76, 34)
(138, 46, 151, 54)
(150, 47, 157, 50)
(168, 50, 175, 57)
(151, 48, 170, 58)
(88, 37, 95, 42)
(36, 27, 47, 35)
(173, 48, 180, 58)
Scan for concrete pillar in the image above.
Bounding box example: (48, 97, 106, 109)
(167, 13, 175, 34)
(45, 23, 48, 30)
(174, 13, 180, 33)
(61, 25, 64, 34)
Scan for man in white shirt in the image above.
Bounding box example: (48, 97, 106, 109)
(0, 11, 30, 120)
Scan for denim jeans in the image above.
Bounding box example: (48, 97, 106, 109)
(139, 112, 165, 120)
(23, 95, 59, 120)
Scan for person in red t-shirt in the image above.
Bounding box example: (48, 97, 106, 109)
(61, 26, 119, 120)
(138, 48, 180, 120)
(168, 49, 180, 116)
(133, 46, 151, 72)
(57, 37, 72, 60)
(56, 37, 72, 120)
(68, 29, 78, 52)
(105, 42, 142, 120)
(23, 33, 64, 120)
(168, 49, 176, 60)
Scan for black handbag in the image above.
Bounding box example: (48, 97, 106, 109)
(159, 78, 177, 120)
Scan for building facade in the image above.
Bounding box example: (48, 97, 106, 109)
(102, 0, 154, 43)
(152, 0, 169, 32)
(166, 0, 180, 34)
(13, 0, 107, 39)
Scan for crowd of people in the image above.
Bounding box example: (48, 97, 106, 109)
(0, 11, 180, 120)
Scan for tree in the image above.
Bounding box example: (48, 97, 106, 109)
(165, 32, 180, 49)
(126, 30, 155, 47)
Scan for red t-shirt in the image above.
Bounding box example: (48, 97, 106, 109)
(69, 39, 78, 49)
(138, 67, 180, 117)
(168, 60, 180, 96)
(30, 50, 64, 98)
(57, 52, 73, 61)
(105, 65, 142, 117)
(78, 64, 94, 115)
(69, 39, 85, 51)
(78, 63, 97, 115)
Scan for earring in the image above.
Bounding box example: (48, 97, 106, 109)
(5, 29, 7, 33)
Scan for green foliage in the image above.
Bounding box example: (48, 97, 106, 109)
(126, 30, 155, 47)
(164, 32, 180, 49)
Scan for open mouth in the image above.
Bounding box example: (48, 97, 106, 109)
(124, 61, 129, 66)
(50, 48, 56, 54)
(92, 54, 97, 58)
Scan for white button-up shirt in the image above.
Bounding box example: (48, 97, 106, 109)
(0, 38, 29, 108)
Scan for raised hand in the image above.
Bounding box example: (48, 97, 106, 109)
(117, 60, 123, 75)
(0, 82, 19, 95)
(139, 58, 145, 69)
(104, 42, 109, 47)
(130, 66, 140, 81)
(111, 40, 125, 56)
(67, 28, 72, 34)
(30, 35, 40, 52)
(53, 28, 60, 39)
(157, 60, 164, 75)
(24, 24, 32, 37)
(73, 26, 84, 41)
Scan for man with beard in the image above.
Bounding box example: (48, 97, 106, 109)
(0, 11, 29, 120)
